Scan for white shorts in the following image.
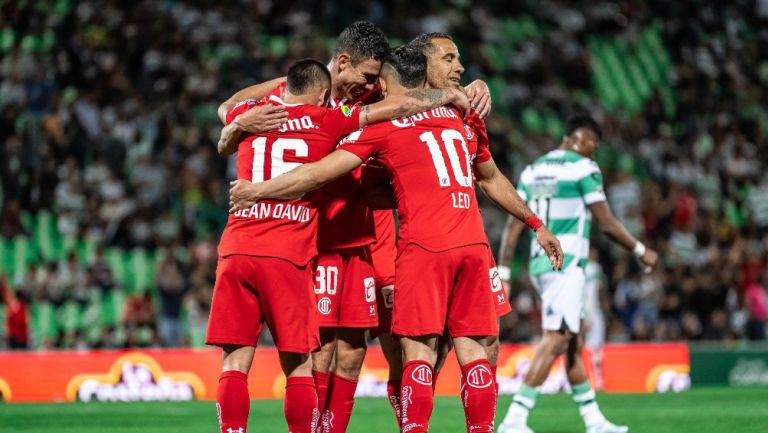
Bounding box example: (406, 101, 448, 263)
(530, 266, 586, 333)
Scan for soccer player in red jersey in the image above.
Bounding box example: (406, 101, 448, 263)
(407, 32, 513, 414)
(218, 22, 492, 433)
(209, 58, 469, 433)
(228, 47, 563, 433)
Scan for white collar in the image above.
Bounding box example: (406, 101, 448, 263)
(268, 94, 303, 107)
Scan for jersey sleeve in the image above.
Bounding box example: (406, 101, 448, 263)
(323, 105, 362, 143)
(338, 126, 382, 161)
(578, 161, 607, 205)
(225, 99, 259, 125)
(471, 114, 492, 164)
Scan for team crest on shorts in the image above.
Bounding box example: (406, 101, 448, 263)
(364, 277, 376, 303)
(317, 297, 332, 315)
(489, 267, 503, 293)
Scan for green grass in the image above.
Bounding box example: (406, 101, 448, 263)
(1, 388, 766, 433)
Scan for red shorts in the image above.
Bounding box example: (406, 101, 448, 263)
(392, 243, 498, 338)
(314, 246, 378, 328)
(206, 255, 319, 353)
(488, 252, 512, 317)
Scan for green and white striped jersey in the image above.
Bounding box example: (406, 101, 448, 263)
(517, 149, 606, 275)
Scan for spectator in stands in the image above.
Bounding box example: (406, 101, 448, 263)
(156, 253, 189, 347)
(1, 274, 29, 349)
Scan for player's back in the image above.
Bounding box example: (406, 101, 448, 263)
(219, 96, 361, 265)
(341, 106, 487, 253)
(518, 149, 606, 274)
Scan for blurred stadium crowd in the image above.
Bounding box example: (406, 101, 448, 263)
(1, 0, 767, 350)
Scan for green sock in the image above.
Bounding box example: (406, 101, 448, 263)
(513, 383, 539, 410)
(571, 381, 605, 426)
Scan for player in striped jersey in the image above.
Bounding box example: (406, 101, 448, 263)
(496, 115, 657, 433)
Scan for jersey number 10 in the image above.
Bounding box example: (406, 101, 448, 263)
(419, 129, 472, 188)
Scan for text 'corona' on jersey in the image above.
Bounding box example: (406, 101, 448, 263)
(278, 115, 319, 133)
(391, 106, 458, 128)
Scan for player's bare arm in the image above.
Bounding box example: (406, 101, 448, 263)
(588, 201, 658, 270)
(217, 122, 243, 156)
(465, 79, 492, 118)
(474, 157, 564, 270)
(359, 87, 470, 125)
(497, 215, 526, 284)
(229, 150, 364, 212)
(217, 77, 288, 124)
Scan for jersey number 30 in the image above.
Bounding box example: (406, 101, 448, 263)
(250, 137, 308, 183)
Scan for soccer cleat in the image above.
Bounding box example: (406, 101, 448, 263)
(586, 421, 629, 433)
(497, 423, 535, 433)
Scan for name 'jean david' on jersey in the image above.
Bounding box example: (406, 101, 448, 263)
(391, 106, 476, 211)
(231, 202, 311, 222)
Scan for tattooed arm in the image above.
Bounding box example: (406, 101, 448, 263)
(357, 88, 470, 128)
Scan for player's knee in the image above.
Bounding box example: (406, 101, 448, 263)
(486, 336, 500, 366)
(542, 332, 569, 356)
(279, 352, 312, 377)
(335, 347, 366, 378)
(221, 345, 255, 373)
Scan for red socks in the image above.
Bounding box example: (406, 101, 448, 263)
(460, 359, 496, 433)
(491, 365, 499, 419)
(386, 380, 402, 427)
(400, 360, 434, 433)
(284, 377, 319, 433)
(322, 373, 358, 433)
(217, 370, 250, 433)
(313, 370, 330, 413)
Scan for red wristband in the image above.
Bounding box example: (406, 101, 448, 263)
(524, 215, 543, 231)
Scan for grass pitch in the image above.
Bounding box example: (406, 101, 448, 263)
(1, 388, 766, 433)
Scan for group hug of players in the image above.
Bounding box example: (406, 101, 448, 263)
(206, 20, 658, 433)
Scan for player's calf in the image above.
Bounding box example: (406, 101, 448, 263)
(217, 345, 256, 433)
(454, 336, 496, 433)
(312, 328, 337, 415)
(400, 336, 438, 433)
(280, 352, 319, 433)
(322, 328, 367, 433)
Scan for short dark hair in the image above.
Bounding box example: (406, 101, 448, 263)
(381, 46, 427, 89)
(334, 21, 390, 64)
(286, 59, 331, 95)
(565, 114, 602, 140)
(408, 32, 453, 56)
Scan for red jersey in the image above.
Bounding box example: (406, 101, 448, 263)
(217, 95, 361, 265)
(340, 106, 490, 253)
(266, 83, 379, 252)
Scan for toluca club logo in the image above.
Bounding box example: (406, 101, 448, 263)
(317, 297, 332, 315)
(411, 365, 433, 385)
(466, 364, 493, 389)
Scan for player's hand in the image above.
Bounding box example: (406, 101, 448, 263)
(535, 227, 564, 270)
(229, 179, 259, 213)
(639, 249, 658, 273)
(465, 79, 492, 119)
(451, 88, 471, 120)
(234, 104, 287, 133)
